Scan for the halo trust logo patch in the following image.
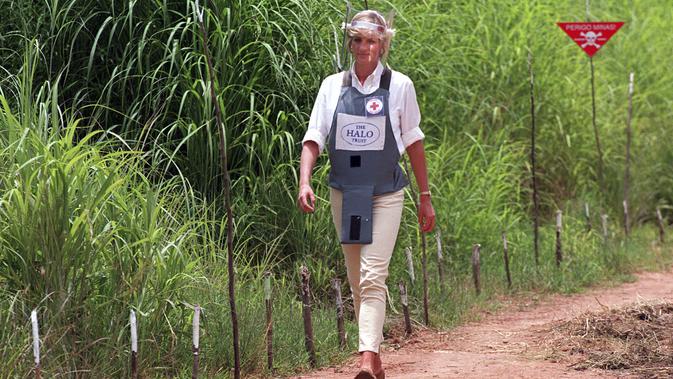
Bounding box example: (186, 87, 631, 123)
(341, 122, 381, 146)
(365, 96, 384, 116)
(335, 113, 385, 151)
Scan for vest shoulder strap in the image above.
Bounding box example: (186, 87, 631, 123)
(380, 68, 392, 91)
(341, 71, 352, 87)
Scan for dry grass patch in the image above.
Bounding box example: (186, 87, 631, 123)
(543, 300, 673, 378)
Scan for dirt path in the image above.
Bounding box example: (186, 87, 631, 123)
(294, 270, 673, 379)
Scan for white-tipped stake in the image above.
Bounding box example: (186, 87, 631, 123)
(399, 282, 408, 306)
(435, 232, 443, 261)
(556, 210, 563, 231)
(130, 310, 138, 379)
(404, 247, 415, 283)
(194, 0, 204, 23)
(192, 305, 202, 378)
(264, 274, 272, 301)
(656, 208, 666, 243)
(629, 72, 635, 95)
(584, 203, 590, 219)
(193, 306, 200, 350)
(130, 310, 138, 353)
(31, 309, 40, 366)
(601, 214, 609, 239)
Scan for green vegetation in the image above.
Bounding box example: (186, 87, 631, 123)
(0, 0, 671, 376)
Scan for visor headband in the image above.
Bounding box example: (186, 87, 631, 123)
(347, 20, 386, 34)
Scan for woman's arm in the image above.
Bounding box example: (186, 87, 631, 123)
(406, 140, 436, 232)
(297, 141, 320, 213)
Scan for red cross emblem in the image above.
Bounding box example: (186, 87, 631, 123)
(366, 97, 383, 115)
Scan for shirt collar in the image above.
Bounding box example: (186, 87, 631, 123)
(350, 61, 384, 94)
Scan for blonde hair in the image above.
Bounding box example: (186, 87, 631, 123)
(345, 10, 395, 60)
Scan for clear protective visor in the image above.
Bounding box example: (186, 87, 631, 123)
(347, 20, 386, 34)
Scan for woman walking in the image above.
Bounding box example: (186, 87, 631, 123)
(297, 9, 435, 379)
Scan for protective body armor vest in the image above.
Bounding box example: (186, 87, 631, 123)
(327, 68, 408, 244)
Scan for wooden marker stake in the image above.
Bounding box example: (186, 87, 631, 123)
(528, 51, 540, 268)
(31, 310, 41, 379)
(656, 208, 666, 244)
(623, 200, 630, 238)
(404, 247, 415, 284)
(332, 278, 346, 350)
(130, 310, 138, 379)
(471, 244, 481, 296)
(623, 72, 634, 238)
(502, 232, 512, 289)
(192, 305, 200, 379)
(300, 266, 316, 367)
(436, 232, 446, 294)
(398, 281, 413, 336)
(556, 211, 563, 267)
(264, 272, 273, 371)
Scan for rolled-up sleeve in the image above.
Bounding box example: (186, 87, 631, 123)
(302, 79, 332, 153)
(399, 79, 424, 148)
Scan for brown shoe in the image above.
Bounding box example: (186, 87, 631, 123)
(355, 352, 385, 379)
(354, 367, 376, 379)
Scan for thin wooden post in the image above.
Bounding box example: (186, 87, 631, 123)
(401, 156, 429, 326)
(192, 305, 200, 379)
(332, 278, 346, 350)
(404, 247, 415, 284)
(623, 200, 630, 237)
(264, 272, 273, 371)
(300, 266, 316, 367)
(31, 310, 41, 379)
(624, 72, 634, 238)
(194, 2, 240, 376)
(333, 2, 351, 72)
(584, 202, 592, 232)
(587, 0, 606, 195)
(398, 282, 413, 336)
(657, 208, 666, 244)
(556, 211, 563, 267)
(130, 310, 138, 379)
(601, 214, 609, 241)
(528, 51, 540, 268)
(471, 244, 481, 296)
(502, 232, 512, 289)
(435, 232, 446, 294)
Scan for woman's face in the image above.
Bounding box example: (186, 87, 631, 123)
(351, 35, 382, 66)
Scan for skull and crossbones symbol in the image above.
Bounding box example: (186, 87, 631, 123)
(576, 31, 603, 49)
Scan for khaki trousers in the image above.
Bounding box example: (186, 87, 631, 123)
(330, 187, 405, 353)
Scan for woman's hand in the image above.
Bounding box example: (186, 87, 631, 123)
(418, 195, 435, 232)
(297, 184, 316, 213)
(298, 141, 319, 213)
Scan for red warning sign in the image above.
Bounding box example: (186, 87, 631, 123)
(557, 22, 624, 57)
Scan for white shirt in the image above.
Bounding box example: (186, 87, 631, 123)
(302, 62, 424, 155)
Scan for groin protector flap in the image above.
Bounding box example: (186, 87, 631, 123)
(340, 185, 374, 244)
